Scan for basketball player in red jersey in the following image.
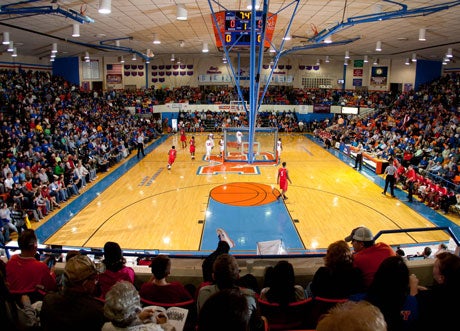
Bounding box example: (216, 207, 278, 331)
(167, 146, 177, 170)
(277, 161, 292, 200)
(189, 136, 196, 160)
(180, 128, 187, 148)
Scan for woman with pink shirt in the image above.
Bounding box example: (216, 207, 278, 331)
(98, 241, 135, 298)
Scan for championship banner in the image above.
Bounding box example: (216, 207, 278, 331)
(353, 68, 363, 77)
(353, 78, 363, 87)
(354, 60, 364, 68)
(370, 66, 388, 86)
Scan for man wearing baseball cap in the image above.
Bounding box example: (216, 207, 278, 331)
(41, 255, 106, 331)
(345, 226, 395, 289)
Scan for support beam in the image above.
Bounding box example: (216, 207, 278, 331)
(309, 0, 460, 44)
(0, 0, 95, 24)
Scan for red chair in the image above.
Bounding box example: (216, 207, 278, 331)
(304, 297, 348, 329)
(140, 297, 195, 308)
(258, 297, 313, 331)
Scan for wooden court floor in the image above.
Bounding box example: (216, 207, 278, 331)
(33, 133, 459, 253)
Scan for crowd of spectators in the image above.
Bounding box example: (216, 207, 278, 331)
(144, 84, 397, 108)
(0, 66, 414, 247)
(1, 67, 460, 330)
(176, 108, 299, 133)
(0, 69, 164, 243)
(315, 73, 460, 213)
(2, 228, 460, 331)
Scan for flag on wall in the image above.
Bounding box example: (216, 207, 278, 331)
(106, 64, 123, 84)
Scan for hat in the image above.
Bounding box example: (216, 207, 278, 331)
(345, 226, 374, 242)
(64, 255, 97, 284)
(104, 281, 141, 323)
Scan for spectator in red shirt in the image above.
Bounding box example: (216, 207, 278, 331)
(345, 226, 395, 289)
(139, 254, 192, 303)
(6, 229, 57, 301)
(405, 165, 417, 202)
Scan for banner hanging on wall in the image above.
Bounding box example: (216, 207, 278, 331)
(370, 66, 388, 86)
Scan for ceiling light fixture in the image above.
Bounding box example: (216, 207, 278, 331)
(202, 42, 209, 53)
(171, 54, 175, 61)
(12, 48, 17, 57)
(376, 40, 382, 51)
(364, 55, 369, 63)
(50, 51, 56, 58)
(72, 24, 80, 37)
(412, 53, 417, 62)
(269, 46, 276, 53)
(344, 59, 349, 66)
(115, 40, 120, 47)
(418, 28, 426, 41)
(373, 58, 379, 65)
(282, 33, 291, 41)
(324, 36, 332, 44)
(405, 58, 410, 65)
(153, 33, 161, 45)
(325, 55, 330, 63)
(132, 53, 137, 61)
(7, 41, 14, 52)
(84, 51, 90, 61)
(98, 0, 112, 14)
(447, 47, 453, 58)
(344, 50, 350, 59)
(52, 43, 58, 53)
(247, 0, 260, 10)
(119, 56, 124, 63)
(176, 4, 188, 21)
(2, 32, 10, 45)
(315, 59, 320, 66)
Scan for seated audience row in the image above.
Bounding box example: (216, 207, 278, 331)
(2, 227, 460, 331)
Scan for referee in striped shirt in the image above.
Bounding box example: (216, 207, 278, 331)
(382, 159, 397, 197)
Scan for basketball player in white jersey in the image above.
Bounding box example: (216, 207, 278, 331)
(219, 136, 224, 157)
(277, 137, 282, 161)
(205, 134, 214, 161)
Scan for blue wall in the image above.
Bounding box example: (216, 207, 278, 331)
(53, 57, 80, 85)
(415, 59, 442, 90)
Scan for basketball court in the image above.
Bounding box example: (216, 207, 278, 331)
(33, 132, 459, 255)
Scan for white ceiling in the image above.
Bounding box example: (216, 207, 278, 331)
(0, 0, 459, 65)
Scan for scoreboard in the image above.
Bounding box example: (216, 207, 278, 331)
(212, 10, 277, 49)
